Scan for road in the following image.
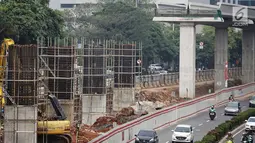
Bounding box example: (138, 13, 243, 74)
(233, 126, 246, 143)
(157, 99, 249, 143)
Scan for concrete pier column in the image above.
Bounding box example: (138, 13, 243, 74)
(82, 95, 106, 125)
(214, 27, 228, 91)
(179, 23, 196, 98)
(242, 30, 255, 83)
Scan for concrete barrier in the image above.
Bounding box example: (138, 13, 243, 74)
(135, 67, 241, 88)
(89, 82, 255, 143)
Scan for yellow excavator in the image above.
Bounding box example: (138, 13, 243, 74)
(0, 38, 14, 115)
(37, 93, 72, 143)
(0, 39, 72, 143)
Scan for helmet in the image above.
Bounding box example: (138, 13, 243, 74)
(211, 105, 214, 108)
(228, 132, 232, 136)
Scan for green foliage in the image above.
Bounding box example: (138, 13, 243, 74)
(195, 109, 255, 143)
(63, 1, 242, 69)
(196, 26, 215, 69)
(228, 28, 242, 67)
(0, 0, 64, 44)
(196, 26, 242, 68)
(64, 1, 178, 67)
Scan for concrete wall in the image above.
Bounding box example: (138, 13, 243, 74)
(89, 83, 255, 143)
(4, 106, 37, 143)
(82, 95, 107, 125)
(113, 88, 135, 111)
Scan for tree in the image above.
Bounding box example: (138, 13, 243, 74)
(228, 28, 242, 67)
(64, 1, 179, 67)
(0, 0, 64, 44)
(196, 26, 242, 69)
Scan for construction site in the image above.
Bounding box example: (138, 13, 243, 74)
(0, 37, 145, 143)
(0, 37, 243, 143)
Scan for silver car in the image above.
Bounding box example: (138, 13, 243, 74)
(224, 101, 241, 116)
(249, 96, 255, 107)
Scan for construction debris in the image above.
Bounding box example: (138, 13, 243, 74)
(91, 116, 120, 132)
(71, 124, 100, 143)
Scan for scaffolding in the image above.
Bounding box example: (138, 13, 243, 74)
(114, 42, 142, 88)
(2, 37, 142, 142)
(80, 39, 142, 124)
(37, 37, 78, 123)
(80, 39, 114, 124)
(4, 44, 38, 143)
(112, 42, 142, 111)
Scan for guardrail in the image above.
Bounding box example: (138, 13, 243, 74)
(135, 67, 241, 88)
(89, 82, 255, 143)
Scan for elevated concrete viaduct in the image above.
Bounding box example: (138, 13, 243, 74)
(153, 2, 255, 98)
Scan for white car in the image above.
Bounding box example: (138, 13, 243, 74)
(171, 124, 194, 143)
(245, 117, 255, 131)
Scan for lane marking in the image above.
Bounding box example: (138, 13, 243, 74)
(199, 123, 203, 126)
(233, 127, 245, 137)
(206, 120, 210, 122)
(221, 113, 224, 116)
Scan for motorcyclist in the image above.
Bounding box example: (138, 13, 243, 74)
(226, 132, 233, 142)
(241, 130, 253, 142)
(241, 131, 249, 142)
(229, 94, 234, 101)
(209, 105, 216, 112)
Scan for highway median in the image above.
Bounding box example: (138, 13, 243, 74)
(195, 108, 255, 143)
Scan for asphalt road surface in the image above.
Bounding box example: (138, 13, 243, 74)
(158, 99, 249, 143)
(233, 127, 246, 143)
(232, 125, 255, 143)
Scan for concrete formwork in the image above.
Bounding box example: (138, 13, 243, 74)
(4, 106, 37, 143)
(112, 88, 135, 111)
(4, 45, 38, 143)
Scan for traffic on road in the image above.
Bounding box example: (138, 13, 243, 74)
(134, 95, 252, 143)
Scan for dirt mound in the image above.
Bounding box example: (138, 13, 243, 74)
(71, 124, 100, 143)
(138, 89, 189, 106)
(91, 116, 120, 132)
(141, 81, 214, 101)
(228, 79, 242, 87)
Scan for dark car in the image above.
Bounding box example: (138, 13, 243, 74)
(135, 130, 159, 143)
(249, 96, 255, 107)
(224, 101, 241, 116)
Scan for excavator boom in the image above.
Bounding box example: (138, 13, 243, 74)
(48, 94, 67, 120)
(37, 94, 72, 143)
(0, 39, 14, 108)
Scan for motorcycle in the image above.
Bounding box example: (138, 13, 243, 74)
(209, 109, 216, 120)
(241, 134, 253, 143)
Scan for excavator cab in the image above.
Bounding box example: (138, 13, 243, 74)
(37, 94, 72, 143)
